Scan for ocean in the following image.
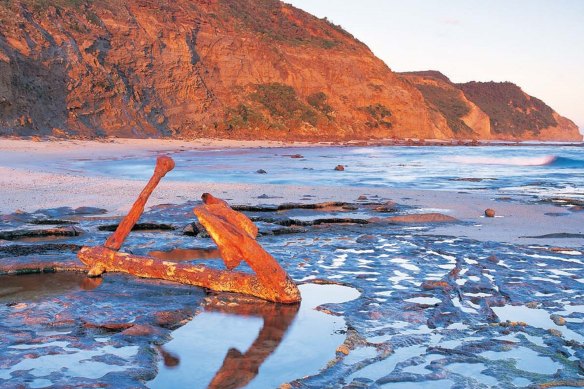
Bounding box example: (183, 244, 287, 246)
(74, 144, 584, 201)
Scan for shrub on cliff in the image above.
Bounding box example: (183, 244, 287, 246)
(459, 81, 557, 136)
(251, 83, 318, 127)
(361, 103, 392, 128)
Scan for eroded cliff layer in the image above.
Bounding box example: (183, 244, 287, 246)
(0, 0, 450, 141)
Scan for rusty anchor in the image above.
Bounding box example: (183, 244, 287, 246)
(77, 156, 301, 304)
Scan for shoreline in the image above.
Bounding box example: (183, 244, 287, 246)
(1, 138, 583, 248)
(1, 136, 582, 151)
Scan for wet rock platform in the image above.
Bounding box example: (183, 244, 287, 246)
(1, 201, 583, 388)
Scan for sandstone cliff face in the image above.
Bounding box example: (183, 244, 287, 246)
(0, 0, 449, 140)
(400, 71, 491, 140)
(401, 72, 582, 142)
(0, 1, 580, 142)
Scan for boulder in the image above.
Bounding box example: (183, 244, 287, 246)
(485, 208, 496, 217)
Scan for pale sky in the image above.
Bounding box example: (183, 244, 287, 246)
(286, 0, 584, 133)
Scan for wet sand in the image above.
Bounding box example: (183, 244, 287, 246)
(1, 138, 582, 247)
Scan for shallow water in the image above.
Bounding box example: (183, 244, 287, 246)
(149, 284, 360, 388)
(0, 272, 88, 302)
(71, 145, 584, 200)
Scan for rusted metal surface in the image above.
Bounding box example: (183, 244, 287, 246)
(104, 155, 175, 251)
(201, 192, 259, 240)
(77, 156, 300, 304)
(194, 194, 300, 303)
(77, 246, 299, 303)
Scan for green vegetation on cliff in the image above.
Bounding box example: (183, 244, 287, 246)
(459, 81, 557, 137)
(415, 83, 474, 136)
(251, 83, 318, 127)
(220, 0, 346, 48)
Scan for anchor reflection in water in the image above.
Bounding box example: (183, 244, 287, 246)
(156, 346, 180, 368)
(146, 246, 302, 388)
(156, 293, 300, 389)
(150, 282, 360, 388)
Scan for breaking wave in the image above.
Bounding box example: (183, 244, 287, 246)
(450, 155, 584, 168)
(551, 156, 584, 168)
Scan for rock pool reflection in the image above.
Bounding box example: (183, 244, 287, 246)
(0, 272, 95, 302)
(148, 283, 361, 388)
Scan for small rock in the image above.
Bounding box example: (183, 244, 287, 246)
(357, 195, 368, 200)
(74, 206, 108, 215)
(122, 324, 159, 337)
(550, 314, 566, 326)
(256, 169, 267, 174)
(336, 344, 350, 355)
(195, 222, 209, 238)
(290, 154, 303, 159)
(500, 320, 527, 327)
(155, 310, 192, 329)
(487, 255, 498, 263)
(421, 280, 452, 291)
(548, 328, 563, 337)
(372, 201, 397, 213)
(526, 302, 539, 309)
(182, 223, 200, 236)
(485, 208, 496, 217)
(334, 165, 345, 171)
(448, 267, 461, 278)
(356, 234, 376, 243)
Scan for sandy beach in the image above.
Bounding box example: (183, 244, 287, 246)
(1, 138, 582, 248)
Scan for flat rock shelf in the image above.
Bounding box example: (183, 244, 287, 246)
(1, 201, 583, 388)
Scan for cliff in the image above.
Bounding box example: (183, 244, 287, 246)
(458, 81, 581, 141)
(0, 0, 449, 141)
(0, 1, 580, 142)
(401, 71, 582, 141)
